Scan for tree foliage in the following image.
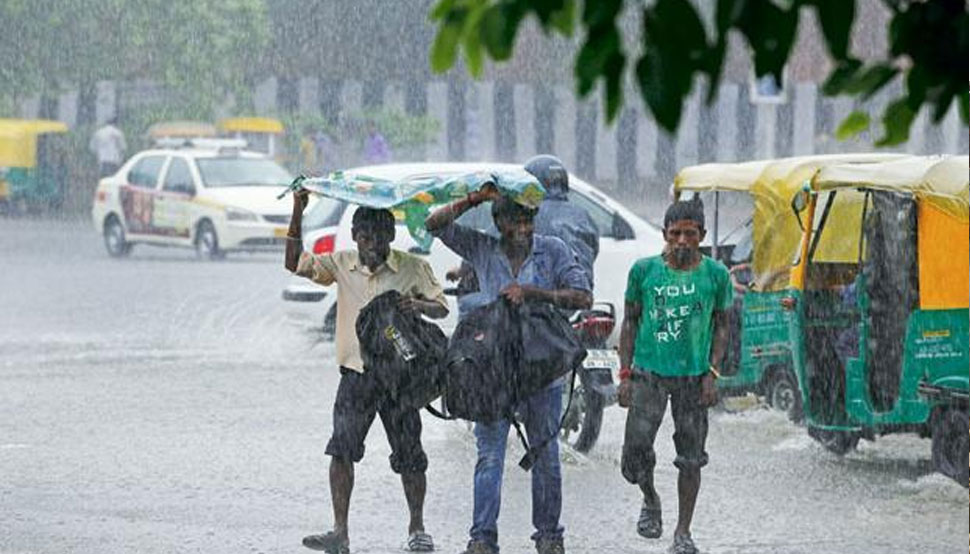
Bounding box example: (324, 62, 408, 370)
(0, 0, 268, 114)
(429, 0, 969, 146)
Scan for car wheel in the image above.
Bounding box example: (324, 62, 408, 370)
(931, 408, 969, 488)
(195, 220, 224, 260)
(103, 216, 131, 258)
(808, 427, 860, 456)
(767, 369, 803, 423)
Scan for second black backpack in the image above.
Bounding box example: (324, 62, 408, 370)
(356, 290, 449, 410)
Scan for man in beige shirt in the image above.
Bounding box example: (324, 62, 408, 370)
(285, 190, 448, 554)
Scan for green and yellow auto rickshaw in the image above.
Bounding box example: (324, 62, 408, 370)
(0, 119, 69, 212)
(786, 155, 969, 486)
(674, 154, 903, 419)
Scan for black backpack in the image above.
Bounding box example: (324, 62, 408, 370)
(443, 299, 586, 422)
(355, 290, 449, 410)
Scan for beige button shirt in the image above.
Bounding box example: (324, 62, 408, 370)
(295, 249, 448, 373)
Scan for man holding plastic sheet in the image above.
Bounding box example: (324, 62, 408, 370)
(425, 184, 592, 554)
(617, 198, 732, 554)
(285, 189, 448, 554)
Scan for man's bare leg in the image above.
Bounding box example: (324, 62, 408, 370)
(329, 457, 355, 541)
(674, 468, 701, 537)
(401, 471, 427, 534)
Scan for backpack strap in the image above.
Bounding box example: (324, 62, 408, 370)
(515, 362, 578, 471)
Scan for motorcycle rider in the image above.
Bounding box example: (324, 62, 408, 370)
(525, 155, 599, 288)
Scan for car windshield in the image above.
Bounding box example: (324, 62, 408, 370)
(195, 157, 292, 187)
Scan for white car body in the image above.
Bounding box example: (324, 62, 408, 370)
(91, 142, 294, 256)
(283, 162, 666, 342)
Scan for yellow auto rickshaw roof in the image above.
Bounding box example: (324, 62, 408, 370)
(146, 120, 217, 139)
(0, 118, 69, 135)
(0, 119, 69, 167)
(217, 117, 284, 134)
(674, 159, 775, 193)
(744, 153, 907, 288)
(812, 155, 969, 222)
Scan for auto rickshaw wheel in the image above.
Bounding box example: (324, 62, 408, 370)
(931, 408, 969, 488)
(767, 369, 803, 423)
(103, 216, 131, 258)
(195, 220, 224, 260)
(808, 427, 860, 456)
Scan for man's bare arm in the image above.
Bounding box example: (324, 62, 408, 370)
(284, 191, 308, 272)
(515, 285, 592, 310)
(709, 309, 729, 368)
(619, 301, 642, 370)
(424, 184, 499, 232)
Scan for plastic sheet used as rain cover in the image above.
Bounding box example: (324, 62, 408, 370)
(283, 170, 545, 250)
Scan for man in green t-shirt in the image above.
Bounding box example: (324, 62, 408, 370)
(617, 197, 732, 554)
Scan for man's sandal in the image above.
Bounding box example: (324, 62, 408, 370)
(302, 531, 350, 554)
(406, 531, 435, 552)
(637, 502, 663, 539)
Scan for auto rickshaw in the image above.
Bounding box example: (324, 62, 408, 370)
(786, 155, 969, 486)
(674, 154, 903, 419)
(217, 117, 284, 161)
(0, 118, 69, 212)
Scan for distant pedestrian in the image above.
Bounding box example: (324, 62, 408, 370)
(617, 197, 732, 554)
(362, 120, 391, 165)
(89, 117, 127, 178)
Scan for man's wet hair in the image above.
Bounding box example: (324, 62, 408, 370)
(664, 197, 706, 230)
(352, 207, 395, 238)
(491, 195, 539, 222)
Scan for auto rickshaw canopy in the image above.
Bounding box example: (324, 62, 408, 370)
(673, 159, 774, 193)
(0, 118, 69, 167)
(811, 155, 969, 309)
(146, 121, 217, 140)
(217, 117, 284, 135)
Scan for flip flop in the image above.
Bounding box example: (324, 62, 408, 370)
(637, 503, 662, 539)
(406, 530, 435, 552)
(302, 531, 350, 554)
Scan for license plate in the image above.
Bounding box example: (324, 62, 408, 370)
(273, 227, 289, 238)
(583, 349, 620, 370)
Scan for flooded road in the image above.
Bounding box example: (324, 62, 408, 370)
(1, 219, 966, 554)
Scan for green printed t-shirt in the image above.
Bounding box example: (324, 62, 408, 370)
(625, 255, 734, 377)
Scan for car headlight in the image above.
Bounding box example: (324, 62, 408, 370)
(225, 207, 259, 222)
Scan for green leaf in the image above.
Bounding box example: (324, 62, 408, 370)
(431, 19, 463, 73)
(480, 4, 524, 60)
(737, 0, 798, 81)
(846, 64, 898, 100)
(636, 49, 683, 133)
(821, 59, 863, 96)
(835, 110, 870, 141)
(581, 0, 622, 27)
(574, 29, 620, 96)
(548, 0, 575, 36)
(603, 53, 625, 123)
(429, 0, 457, 22)
(461, 5, 488, 77)
(876, 99, 916, 147)
(811, 0, 855, 61)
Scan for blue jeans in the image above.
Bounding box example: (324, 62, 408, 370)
(470, 383, 564, 551)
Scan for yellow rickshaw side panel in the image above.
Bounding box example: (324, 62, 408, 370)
(918, 201, 969, 310)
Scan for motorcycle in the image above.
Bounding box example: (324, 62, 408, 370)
(561, 301, 619, 453)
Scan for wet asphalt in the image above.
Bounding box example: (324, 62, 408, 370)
(1, 219, 966, 554)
